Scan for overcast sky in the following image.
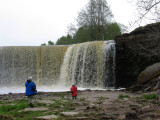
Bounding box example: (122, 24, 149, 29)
(0, 0, 137, 46)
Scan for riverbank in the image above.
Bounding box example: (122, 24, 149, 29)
(0, 89, 160, 120)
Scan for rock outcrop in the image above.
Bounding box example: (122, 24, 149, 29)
(137, 62, 160, 84)
(115, 22, 160, 87)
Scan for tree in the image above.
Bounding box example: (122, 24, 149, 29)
(73, 27, 91, 43)
(48, 40, 54, 45)
(56, 34, 73, 45)
(131, 0, 160, 26)
(55, 0, 125, 45)
(105, 23, 122, 40)
(41, 40, 54, 46)
(77, 0, 113, 40)
(41, 43, 46, 46)
(67, 23, 77, 37)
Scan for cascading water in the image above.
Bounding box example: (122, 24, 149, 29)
(0, 41, 116, 94)
(0, 46, 68, 86)
(60, 40, 116, 88)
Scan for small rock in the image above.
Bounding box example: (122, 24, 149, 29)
(117, 115, 125, 120)
(76, 117, 88, 120)
(86, 106, 90, 109)
(37, 100, 54, 104)
(154, 112, 160, 117)
(125, 111, 137, 118)
(19, 107, 48, 112)
(37, 115, 58, 120)
(61, 112, 79, 116)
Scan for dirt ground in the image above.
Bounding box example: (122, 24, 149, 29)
(1, 89, 160, 120)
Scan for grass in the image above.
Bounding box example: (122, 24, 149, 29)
(54, 99, 62, 105)
(0, 99, 28, 114)
(0, 92, 107, 120)
(143, 94, 157, 100)
(118, 94, 130, 99)
(0, 98, 53, 120)
(35, 102, 47, 107)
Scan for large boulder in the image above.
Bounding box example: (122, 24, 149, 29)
(137, 63, 160, 84)
(115, 22, 160, 88)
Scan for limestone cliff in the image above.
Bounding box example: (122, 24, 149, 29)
(115, 22, 160, 87)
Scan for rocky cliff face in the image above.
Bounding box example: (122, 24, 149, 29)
(115, 22, 160, 88)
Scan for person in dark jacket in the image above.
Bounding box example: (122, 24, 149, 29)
(70, 85, 77, 100)
(25, 77, 37, 108)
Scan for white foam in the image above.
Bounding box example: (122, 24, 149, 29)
(0, 86, 87, 94)
(0, 85, 122, 95)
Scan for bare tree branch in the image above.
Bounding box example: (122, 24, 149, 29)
(130, 0, 160, 27)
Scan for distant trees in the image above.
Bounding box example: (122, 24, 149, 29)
(48, 40, 54, 45)
(105, 23, 121, 40)
(52, 0, 127, 45)
(77, 0, 113, 40)
(56, 34, 73, 45)
(55, 22, 123, 45)
(41, 43, 46, 46)
(41, 40, 54, 46)
(73, 27, 91, 43)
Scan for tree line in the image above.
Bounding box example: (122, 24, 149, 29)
(42, 0, 127, 46)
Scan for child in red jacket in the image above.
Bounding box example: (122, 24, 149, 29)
(70, 85, 77, 100)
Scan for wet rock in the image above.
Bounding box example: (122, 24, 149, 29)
(19, 107, 48, 112)
(76, 117, 88, 120)
(61, 112, 79, 116)
(139, 113, 155, 119)
(125, 111, 137, 118)
(36, 100, 54, 104)
(141, 105, 151, 111)
(117, 114, 125, 120)
(154, 112, 160, 117)
(137, 63, 160, 84)
(37, 115, 58, 120)
(115, 22, 160, 88)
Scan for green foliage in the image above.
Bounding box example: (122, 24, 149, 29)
(99, 96, 104, 101)
(105, 23, 121, 40)
(73, 27, 91, 43)
(41, 40, 54, 46)
(56, 34, 73, 45)
(118, 94, 130, 99)
(55, 22, 122, 45)
(77, 0, 113, 40)
(143, 94, 157, 100)
(0, 99, 28, 114)
(53, 0, 126, 45)
(41, 43, 46, 46)
(54, 99, 62, 105)
(35, 102, 47, 107)
(0, 98, 54, 119)
(96, 96, 104, 111)
(48, 40, 54, 45)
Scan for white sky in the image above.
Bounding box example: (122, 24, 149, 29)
(0, 0, 137, 46)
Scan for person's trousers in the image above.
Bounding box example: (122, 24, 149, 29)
(72, 96, 77, 100)
(27, 95, 36, 104)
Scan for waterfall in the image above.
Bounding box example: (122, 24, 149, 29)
(0, 41, 116, 91)
(0, 46, 68, 86)
(60, 40, 116, 88)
